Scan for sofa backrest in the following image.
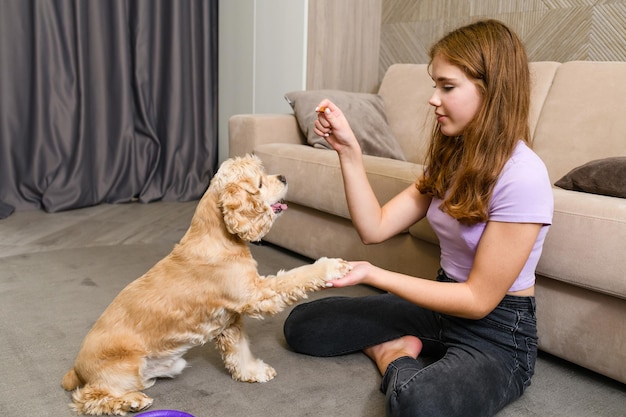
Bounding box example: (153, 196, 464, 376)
(378, 64, 433, 164)
(379, 61, 626, 181)
(528, 62, 561, 139)
(532, 61, 626, 182)
(378, 62, 561, 165)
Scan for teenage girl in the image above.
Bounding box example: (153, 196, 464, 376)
(283, 20, 554, 417)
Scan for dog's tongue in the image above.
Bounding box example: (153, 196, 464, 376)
(272, 202, 288, 213)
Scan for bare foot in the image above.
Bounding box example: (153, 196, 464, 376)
(363, 335, 423, 375)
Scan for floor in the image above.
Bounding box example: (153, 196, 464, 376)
(1, 201, 625, 416)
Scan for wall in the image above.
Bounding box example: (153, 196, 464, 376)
(219, 1, 626, 160)
(306, 0, 382, 93)
(379, 0, 626, 77)
(218, 0, 308, 163)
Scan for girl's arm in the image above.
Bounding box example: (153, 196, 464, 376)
(328, 221, 543, 319)
(314, 100, 430, 244)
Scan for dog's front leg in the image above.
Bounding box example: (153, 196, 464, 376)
(249, 257, 351, 316)
(275, 256, 352, 293)
(215, 314, 277, 383)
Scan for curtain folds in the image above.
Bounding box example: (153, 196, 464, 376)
(0, 0, 218, 214)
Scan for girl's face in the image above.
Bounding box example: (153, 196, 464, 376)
(428, 55, 482, 137)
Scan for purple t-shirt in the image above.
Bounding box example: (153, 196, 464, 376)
(427, 141, 554, 292)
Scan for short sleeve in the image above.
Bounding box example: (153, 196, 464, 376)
(489, 142, 554, 225)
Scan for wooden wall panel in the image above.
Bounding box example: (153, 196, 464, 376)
(380, 0, 626, 78)
(307, 0, 382, 92)
(304, 1, 626, 92)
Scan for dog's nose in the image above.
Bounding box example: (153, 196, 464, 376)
(278, 175, 287, 184)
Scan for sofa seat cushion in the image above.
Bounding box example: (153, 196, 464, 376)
(537, 188, 626, 299)
(408, 219, 439, 245)
(254, 143, 421, 220)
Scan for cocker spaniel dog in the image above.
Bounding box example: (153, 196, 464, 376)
(61, 154, 351, 415)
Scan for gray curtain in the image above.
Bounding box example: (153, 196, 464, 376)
(0, 0, 218, 215)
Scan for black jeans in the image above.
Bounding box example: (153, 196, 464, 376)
(283, 270, 538, 417)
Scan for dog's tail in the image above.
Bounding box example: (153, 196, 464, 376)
(61, 368, 81, 391)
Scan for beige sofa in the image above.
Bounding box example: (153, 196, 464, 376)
(229, 61, 626, 384)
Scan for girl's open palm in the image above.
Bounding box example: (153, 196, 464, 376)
(326, 261, 373, 288)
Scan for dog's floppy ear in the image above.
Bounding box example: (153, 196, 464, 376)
(219, 182, 272, 242)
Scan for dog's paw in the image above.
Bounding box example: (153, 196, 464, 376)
(233, 359, 277, 383)
(314, 257, 352, 281)
(122, 392, 153, 413)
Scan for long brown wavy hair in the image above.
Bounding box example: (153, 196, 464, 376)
(416, 20, 531, 225)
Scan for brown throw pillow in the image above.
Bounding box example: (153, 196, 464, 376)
(284, 90, 406, 161)
(554, 157, 626, 198)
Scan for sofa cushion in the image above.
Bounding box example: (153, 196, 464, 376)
(284, 90, 406, 161)
(537, 188, 626, 299)
(408, 219, 439, 246)
(253, 143, 420, 219)
(528, 62, 561, 138)
(373, 62, 560, 164)
(532, 61, 626, 183)
(554, 157, 626, 199)
(377, 64, 434, 164)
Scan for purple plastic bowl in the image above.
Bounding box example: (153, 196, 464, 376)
(135, 411, 194, 417)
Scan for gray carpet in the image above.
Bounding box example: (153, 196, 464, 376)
(1, 241, 625, 416)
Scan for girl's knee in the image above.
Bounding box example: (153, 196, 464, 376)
(283, 304, 311, 352)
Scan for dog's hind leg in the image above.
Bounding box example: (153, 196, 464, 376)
(69, 384, 153, 416)
(215, 315, 277, 382)
(68, 354, 154, 415)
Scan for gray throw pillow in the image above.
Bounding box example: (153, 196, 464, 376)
(284, 90, 406, 161)
(554, 156, 626, 198)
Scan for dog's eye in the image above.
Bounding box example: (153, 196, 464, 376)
(258, 179, 263, 188)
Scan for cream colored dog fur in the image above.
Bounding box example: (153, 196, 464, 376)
(61, 154, 351, 415)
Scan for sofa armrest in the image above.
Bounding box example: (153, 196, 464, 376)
(228, 114, 305, 158)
